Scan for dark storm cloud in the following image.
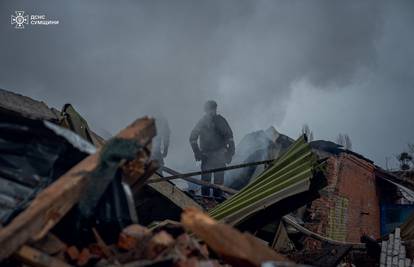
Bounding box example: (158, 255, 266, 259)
(0, 0, 413, 170)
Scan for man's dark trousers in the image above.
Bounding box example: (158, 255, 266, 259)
(201, 149, 226, 197)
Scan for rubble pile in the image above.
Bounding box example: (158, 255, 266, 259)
(1, 89, 414, 267)
(9, 209, 287, 267)
(380, 228, 413, 267)
(14, 209, 266, 267)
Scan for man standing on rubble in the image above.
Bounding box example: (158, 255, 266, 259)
(189, 100, 235, 198)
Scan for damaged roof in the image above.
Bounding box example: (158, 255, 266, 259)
(0, 88, 59, 121)
(209, 135, 327, 226)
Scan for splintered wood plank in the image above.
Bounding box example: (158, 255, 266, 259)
(15, 245, 73, 267)
(181, 207, 287, 267)
(147, 173, 203, 211)
(0, 117, 155, 260)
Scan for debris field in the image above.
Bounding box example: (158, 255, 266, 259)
(1, 88, 414, 267)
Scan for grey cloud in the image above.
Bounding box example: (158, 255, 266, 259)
(0, 0, 413, 170)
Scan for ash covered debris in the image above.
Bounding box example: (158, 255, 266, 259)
(0, 89, 414, 267)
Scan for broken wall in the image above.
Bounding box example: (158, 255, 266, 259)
(306, 154, 381, 243)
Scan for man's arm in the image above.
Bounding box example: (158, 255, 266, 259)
(189, 120, 202, 161)
(218, 116, 235, 158)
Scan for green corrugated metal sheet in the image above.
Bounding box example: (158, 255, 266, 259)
(209, 135, 326, 225)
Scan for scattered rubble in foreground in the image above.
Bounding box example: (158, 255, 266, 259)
(1, 88, 414, 267)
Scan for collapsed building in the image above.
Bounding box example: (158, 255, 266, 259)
(306, 147, 414, 242)
(0, 88, 414, 267)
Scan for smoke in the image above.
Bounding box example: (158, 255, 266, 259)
(0, 0, 413, 171)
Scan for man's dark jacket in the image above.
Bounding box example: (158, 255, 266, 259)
(189, 114, 235, 158)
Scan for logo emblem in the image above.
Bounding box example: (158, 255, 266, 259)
(11, 11, 29, 29)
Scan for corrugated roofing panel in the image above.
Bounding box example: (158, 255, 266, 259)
(209, 135, 326, 225)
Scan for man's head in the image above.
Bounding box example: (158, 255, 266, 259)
(204, 100, 217, 115)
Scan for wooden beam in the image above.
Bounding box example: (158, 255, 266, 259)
(181, 207, 288, 267)
(282, 215, 365, 249)
(147, 178, 203, 210)
(152, 166, 238, 195)
(14, 245, 73, 267)
(0, 117, 155, 260)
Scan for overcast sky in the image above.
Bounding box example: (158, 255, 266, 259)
(1, 0, 413, 171)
